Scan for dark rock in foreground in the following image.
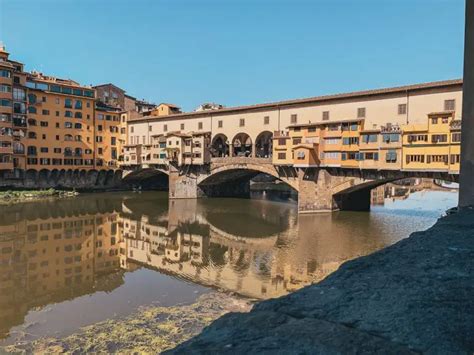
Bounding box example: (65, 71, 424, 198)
(168, 210, 474, 354)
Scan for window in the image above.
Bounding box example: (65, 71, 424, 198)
(386, 150, 397, 163)
(74, 112, 82, 119)
(198, 122, 203, 130)
(382, 133, 400, 143)
(292, 138, 301, 145)
(441, 117, 449, 124)
(406, 155, 425, 164)
(64, 122, 73, 128)
(28, 106, 37, 114)
(164, 124, 168, 132)
(218, 120, 223, 128)
(450, 154, 460, 165)
(181, 123, 185, 130)
(0, 99, 12, 107)
(407, 134, 428, 143)
(0, 84, 11, 93)
(42, 109, 50, 115)
(322, 111, 329, 121)
(357, 107, 366, 118)
(64, 134, 73, 141)
(264, 116, 270, 125)
(74, 123, 82, 129)
(350, 123, 358, 131)
(431, 117, 438, 125)
(322, 151, 339, 160)
(426, 155, 448, 164)
(398, 104, 407, 115)
(130, 126, 134, 133)
(278, 152, 286, 159)
(342, 137, 359, 145)
(111, 137, 116, 146)
(324, 138, 340, 145)
(27, 146, 37, 155)
(308, 127, 316, 132)
(75, 135, 82, 142)
(362, 134, 378, 143)
(65, 111, 73, 118)
(239, 118, 245, 127)
(0, 70, 11, 78)
(62, 87, 72, 95)
(28, 93, 37, 103)
(452, 133, 461, 143)
(64, 98, 72, 108)
(431, 134, 447, 143)
(13, 102, 26, 114)
(40, 121, 48, 127)
(278, 138, 286, 146)
(290, 114, 297, 124)
(444, 99, 455, 111)
(55, 111, 59, 117)
(96, 136, 103, 143)
(54, 148, 62, 153)
(40, 147, 48, 153)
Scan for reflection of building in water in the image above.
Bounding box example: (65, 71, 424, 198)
(119, 198, 397, 300)
(370, 178, 458, 206)
(0, 212, 124, 339)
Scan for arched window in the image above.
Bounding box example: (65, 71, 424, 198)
(75, 148, 83, 156)
(13, 142, 25, 154)
(28, 93, 37, 104)
(74, 100, 82, 109)
(64, 147, 73, 156)
(74, 112, 82, 119)
(75, 135, 82, 141)
(64, 134, 73, 141)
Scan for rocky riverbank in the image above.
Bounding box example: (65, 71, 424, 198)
(0, 189, 78, 205)
(169, 209, 474, 354)
(1, 293, 251, 354)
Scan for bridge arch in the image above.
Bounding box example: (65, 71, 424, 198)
(197, 160, 299, 198)
(211, 134, 229, 157)
(232, 133, 252, 157)
(122, 167, 169, 190)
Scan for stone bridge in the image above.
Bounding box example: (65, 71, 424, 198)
(123, 157, 459, 214)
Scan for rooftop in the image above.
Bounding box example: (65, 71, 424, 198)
(130, 79, 463, 124)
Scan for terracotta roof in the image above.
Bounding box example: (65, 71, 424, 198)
(130, 79, 463, 124)
(428, 111, 456, 116)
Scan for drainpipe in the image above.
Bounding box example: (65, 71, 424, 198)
(459, 0, 474, 208)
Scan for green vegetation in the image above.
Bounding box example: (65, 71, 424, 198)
(0, 189, 78, 205)
(2, 293, 251, 354)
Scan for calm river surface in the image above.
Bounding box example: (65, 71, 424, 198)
(0, 189, 457, 345)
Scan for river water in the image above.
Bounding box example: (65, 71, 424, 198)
(0, 188, 457, 345)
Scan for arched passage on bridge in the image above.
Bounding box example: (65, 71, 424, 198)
(122, 168, 169, 190)
(232, 133, 252, 157)
(211, 134, 229, 157)
(255, 131, 273, 158)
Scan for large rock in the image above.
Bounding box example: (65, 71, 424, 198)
(167, 210, 474, 354)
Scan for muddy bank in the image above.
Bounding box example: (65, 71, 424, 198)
(169, 210, 474, 354)
(0, 189, 78, 205)
(2, 293, 251, 354)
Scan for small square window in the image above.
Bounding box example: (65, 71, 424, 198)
(264, 116, 269, 125)
(322, 111, 329, 121)
(357, 107, 366, 118)
(291, 114, 297, 123)
(444, 99, 455, 111)
(398, 104, 407, 115)
(239, 118, 245, 127)
(218, 120, 223, 128)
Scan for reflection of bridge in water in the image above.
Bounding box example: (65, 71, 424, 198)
(119, 198, 404, 299)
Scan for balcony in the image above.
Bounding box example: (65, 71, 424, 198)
(0, 146, 13, 154)
(0, 162, 13, 170)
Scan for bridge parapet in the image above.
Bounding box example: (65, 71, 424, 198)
(211, 157, 272, 165)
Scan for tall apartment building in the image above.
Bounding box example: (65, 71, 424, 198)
(0, 46, 147, 185)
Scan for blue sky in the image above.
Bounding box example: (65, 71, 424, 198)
(0, 0, 466, 111)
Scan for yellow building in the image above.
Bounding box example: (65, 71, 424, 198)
(402, 111, 456, 172)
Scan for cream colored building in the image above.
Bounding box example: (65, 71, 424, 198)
(126, 80, 463, 172)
